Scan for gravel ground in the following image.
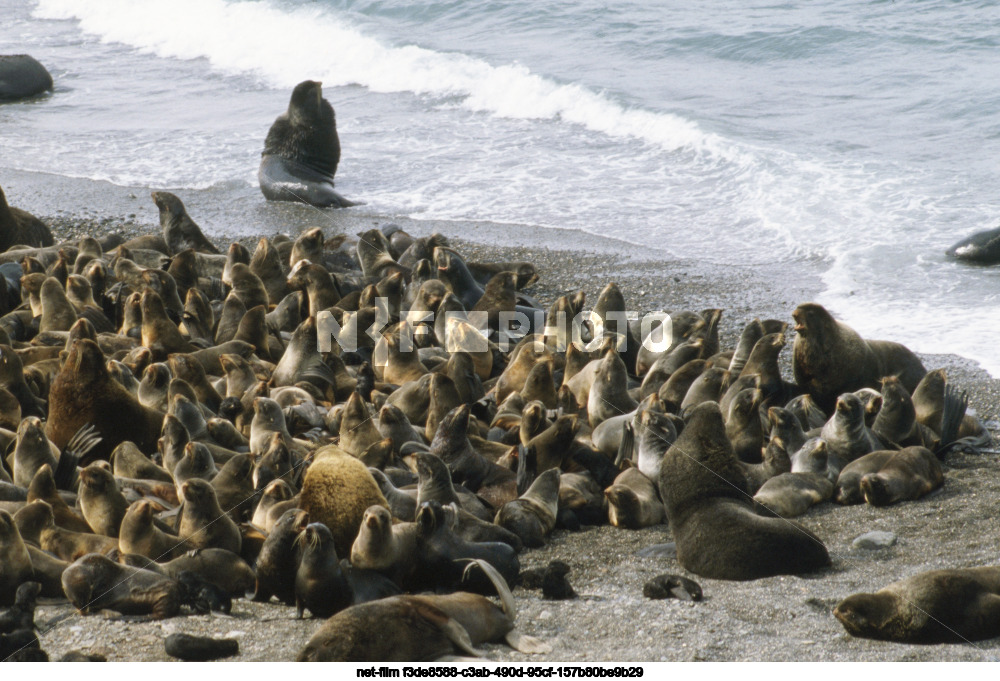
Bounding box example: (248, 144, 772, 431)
(16, 201, 1000, 662)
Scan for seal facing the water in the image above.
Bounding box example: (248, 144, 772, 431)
(258, 80, 357, 208)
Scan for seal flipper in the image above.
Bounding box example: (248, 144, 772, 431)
(614, 421, 634, 469)
(516, 444, 536, 496)
(935, 383, 967, 457)
(54, 423, 101, 489)
(504, 631, 552, 655)
(413, 601, 482, 658)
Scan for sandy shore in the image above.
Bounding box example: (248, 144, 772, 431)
(5, 169, 1000, 662)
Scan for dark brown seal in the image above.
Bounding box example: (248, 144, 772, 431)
(792, 302, 926, 413)
(46, 339, 164, 463)
(0, 184, 53, 251)
(658, 402, 830, 580)
(259, 80, 357, 208)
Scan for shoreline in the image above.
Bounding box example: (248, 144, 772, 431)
(7, 168, 1000, 661)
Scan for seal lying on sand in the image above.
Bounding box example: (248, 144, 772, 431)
(259, 80, 357, 208)
(835, 567, 1000, 643)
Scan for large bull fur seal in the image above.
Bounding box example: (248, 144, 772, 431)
(657, 401, 831, 581)
(258, 80, 357, 208)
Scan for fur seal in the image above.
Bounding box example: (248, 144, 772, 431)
(606, 467, 665, 529)
(296, 594, 479, 661)
(495, 468, 560, 548)
(78, 464, 128, 537)
(643, 574, 703, 601)
(752, 471, 833, 518)
(177, 479, 242, 554)
(151, 192, 219, 255)
(350, 505, 418, 578)
(0, 581, 40, 634)
(945, 225, 1000, 264)
(117, 500, 188, 561)
(658, 402, 830, 580)
(46, 338, 164, 462)
(819, 393, 884, 472)
(299, 446, 388, 557)
(0, 510, 33, 607)
(252, 508, 309, 605)
(11, 416, 57, 488)
(62, 553, 180, 619)
(792, 302, 926, 413)
(259, 80, 357, 208)
(834, 446, 943, 506)
(413, 500, 520, 594)
(835, 567, 1000, 643)
(164, 633, 240, 661)
(0, 185, 54, 251)
(295, 521, 400, 618)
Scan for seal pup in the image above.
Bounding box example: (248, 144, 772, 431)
(834, 567, 1000, 643)
(151, 192, 219, 255)
(259, 80, 357, 208)
(0, 581, 40, 634)
(658, 402, 830, 580)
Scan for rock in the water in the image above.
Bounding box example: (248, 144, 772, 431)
(0, 55, 53, 101)
(852, 531, 897, 550)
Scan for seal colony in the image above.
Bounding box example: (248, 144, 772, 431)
(0, 80, 998, 661)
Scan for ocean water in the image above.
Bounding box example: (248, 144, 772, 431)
(3, 0, 1000, 373)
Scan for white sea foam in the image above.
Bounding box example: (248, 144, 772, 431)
(34, 0, 740, 161)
